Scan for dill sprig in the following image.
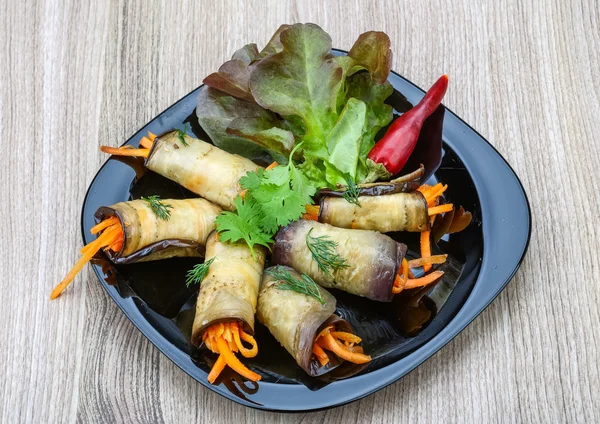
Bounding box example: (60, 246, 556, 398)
(305, 228, 349, 277)
(175, 123, 190, 146)
(141, 195, 173, 221)
(342, 173, 361, 207)
(266, 266, 324, 305)
(186, 257, 217, 287)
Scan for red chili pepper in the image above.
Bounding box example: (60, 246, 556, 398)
(368, 75, 449, 175)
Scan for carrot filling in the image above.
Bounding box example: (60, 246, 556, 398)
(99, 131, 156, 158)
(302, 204, 320, 221)
(202, 322, 260, 384)
(51, 217, 124, 300)
(311, 325, 371, 367)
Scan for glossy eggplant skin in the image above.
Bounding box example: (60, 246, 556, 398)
(257, 266, 354, 377)
(146, 131, 260, 211)
(191, 233, 266, 346)
(272, 220, 406, 302)
(95, 198, 221, 264)
(319, 191, 429, 233)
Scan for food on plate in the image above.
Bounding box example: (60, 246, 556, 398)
(50, 197, 221, 299)
(190, 232, 266, 383)
(272, 220, 407, 302)
(100, 129, 261, 211)
(257, 266, 370, 376)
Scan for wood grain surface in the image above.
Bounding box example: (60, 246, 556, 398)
(1, 0, 599, 422)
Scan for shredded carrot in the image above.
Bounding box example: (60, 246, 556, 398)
(265, 161, 279, 171)
(203, 322, 260, 383)
(51, 222, 124, 299)
(100, 145, 150, 158)
(239, 189, 247, 199)
(302, 204, 320, 221)
(428, 204, 454, 216)
(90, 216, 120, 234)
(312, 344, 330, 366)
(312, 326, 371, 366)
(392, 258, 409, 294)
(207, 355, 227, 384)
(408, 254, 448, 269)
(317, 333, 371, 364)
(139, 136, 153, 149)
(426, 184, 448, 206)
(405, 271, 444, 290)
(420, 231, 432, 273)
(148, 132, 157, 141)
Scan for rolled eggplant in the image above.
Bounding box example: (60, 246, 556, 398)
(318, 191, 429, 233)
(272, 220, 406, 302)
(146, 131, 260, 211)
(95, 198, 222, 264)
(191, 232, 266, 383)
(191, 232, 266, 345)
(257, 266, 370, 377)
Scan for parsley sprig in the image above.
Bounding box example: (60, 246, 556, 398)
(175, 123, 190, 146)
(215, 143, 317, 259)
(305, 228, 349, 277)
(342, 173, 361, 207)
(141, 195, 173, 221)
(186, 257, 217, 287)
(266, 266, 324, 305)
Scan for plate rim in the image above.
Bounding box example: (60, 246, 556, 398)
(81, 50, 532, 412)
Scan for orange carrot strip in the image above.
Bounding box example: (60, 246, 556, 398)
(90, 216, 120, 234)
(428, 204, 454, 216)
(108, 239, 123, 253)
(207, 354, 227, 384)
(405, 271, 444, 290)
(215, 338, 261, 382)
(420, 231, 432, 273)
(234, 328, 259, 358)
(317, 333, 371, 364)
(51, 227, 121, 299)
(392, 258, 409, 294)
(223, 325, 233, 343)
(312, 344, 330, 366)
(100, 146, 149, 158)
(346, 345, 364, 354)
(330, 332, 362, 344)
(81, 225, 121, 254)
(426, 184, 448, 205)
(302, 204, 320, 221)
(408, 254, 448, 269)
(148, 132, 157, 141)
(265, 161, 279, 171)
(139, 137, 153, 149)
(239, 189, 247, 199)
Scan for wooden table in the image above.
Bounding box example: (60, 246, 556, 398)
(2, 0, 598, 422)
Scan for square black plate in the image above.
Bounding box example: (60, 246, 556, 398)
(81, 50, 531, 411)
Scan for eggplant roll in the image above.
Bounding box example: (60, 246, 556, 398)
(146, 131, 261, 211)
(272, 220, 407, 302)
(95, 198, 221, 264)
(319, 191, 429, 233)
(191, 233, 266, 346)
(257, 266, 354, 376)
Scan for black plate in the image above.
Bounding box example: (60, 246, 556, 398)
(81, 50, 531, 411)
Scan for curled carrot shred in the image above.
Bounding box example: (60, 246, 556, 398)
(428, 204, 454, 216)
(420, 231, 432, 272)
(407, 254, 448, 269)
(302, 204, 320, 221)
(51, 219, 124, 299)
(139, 136, 153, 149)
(202, 322, 260, 384)
(312, 326, 370, 366)
(265, 161, 279, 171)
(405, 271, 444, 290)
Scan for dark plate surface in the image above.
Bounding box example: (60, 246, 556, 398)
(81, 50, 531, 411)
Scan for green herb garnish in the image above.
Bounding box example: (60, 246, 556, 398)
(185, 257, 217, 287)
(141, 195, 173, 221)
(175, 123, 190, 146)
(305, 228, 349, 277)
(342, 173, 361, 207)
(267, 266, 324, 305)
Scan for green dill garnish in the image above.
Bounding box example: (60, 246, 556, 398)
(141, 195, 173, 221)
(186, 257, 217, 287)
(266, 266, 324, 305)
(175, 123, 190, 146)
(305, 228, 349, 277)
(342, 173, 361, 207)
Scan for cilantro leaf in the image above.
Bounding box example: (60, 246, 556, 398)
(215, 196, 273, 260)
(239, 169, 263, 191)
